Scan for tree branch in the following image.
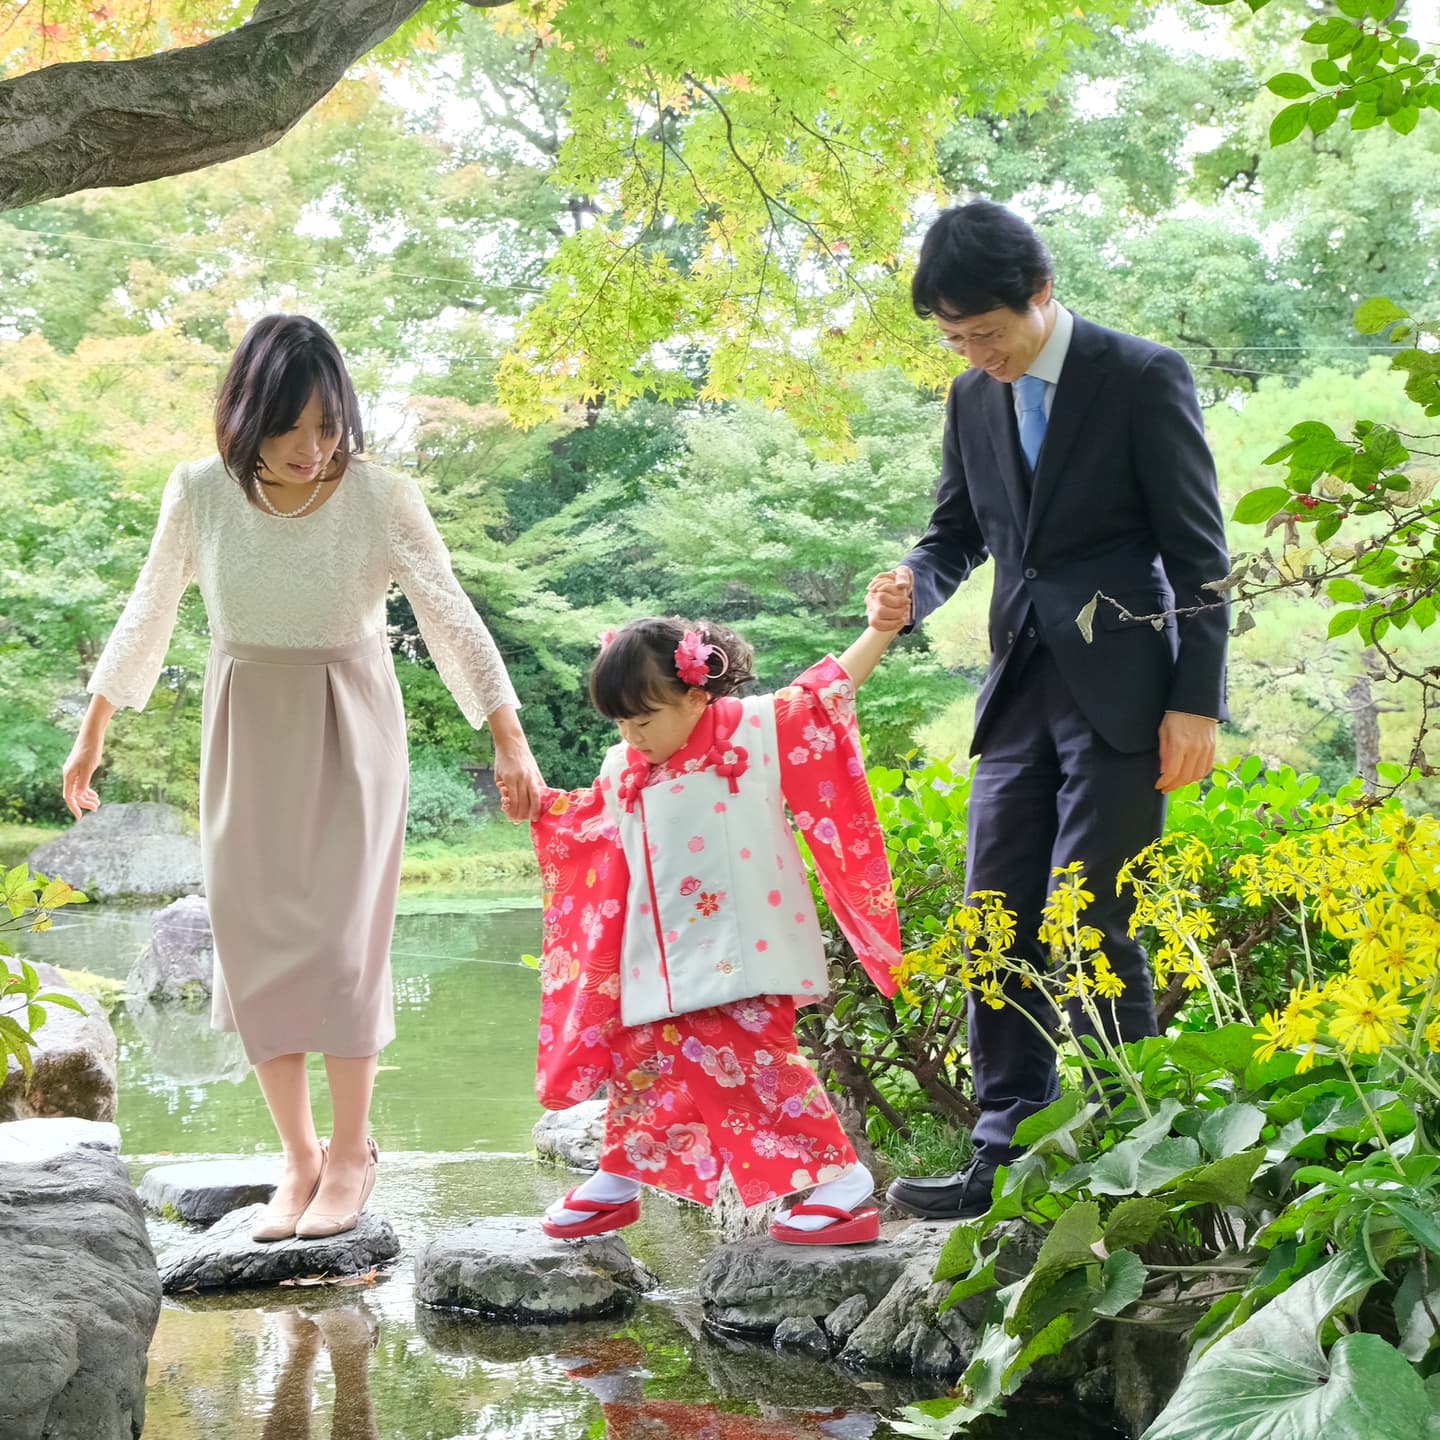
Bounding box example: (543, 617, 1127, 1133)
(0, 0, 510, 210)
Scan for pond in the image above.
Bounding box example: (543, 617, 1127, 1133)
(28, 895, 1125, 1440)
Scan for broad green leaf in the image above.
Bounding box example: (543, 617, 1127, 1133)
(33, 991, 85, 1015)
(1172, 1147, 1267, 1208)
(1198, 1103, 1267, 1160)
(1104, 1197, 1170, 1249)
(1092, 1249, 1148, 1317)
(1142, 1250, 1426, 1440)
(1011, 1090, 1099, 1159)
(1329, 608, 1364, 638)
(1354, 297, 1409, 334)
(1266, 73, 1314, 98)
(1269, 102, 1312, 145)
(1233, 487, 1294, 524)
(1326, 577, 1366, 604)
(1089, 1136, 1203, 1197)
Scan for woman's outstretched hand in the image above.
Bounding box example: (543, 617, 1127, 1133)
(866, 566, 914, 632)
(61, 736, 104, 820)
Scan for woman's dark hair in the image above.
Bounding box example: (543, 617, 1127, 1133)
(911, 201, 1054, 319)
(589, 617, 755, 719)
(214, 314, 364, 502)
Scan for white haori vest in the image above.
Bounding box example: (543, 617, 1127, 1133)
(600, 694, 830, 1026)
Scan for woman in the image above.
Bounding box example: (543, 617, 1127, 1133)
(63, 314, 543, 1240)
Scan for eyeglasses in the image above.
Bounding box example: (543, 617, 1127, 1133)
(937, 327, 1006, 353)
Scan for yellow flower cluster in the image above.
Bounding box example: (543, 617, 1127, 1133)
(1129, 805, 1440, 1081)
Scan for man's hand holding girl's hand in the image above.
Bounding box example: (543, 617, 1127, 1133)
(866, 566, 914, 633)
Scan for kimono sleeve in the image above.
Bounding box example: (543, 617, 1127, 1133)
(775, 656, 901, 996)
(529, 782, 628, 1109)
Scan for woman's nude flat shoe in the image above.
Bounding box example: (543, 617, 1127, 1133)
(295, 1137, 378, 1240)
(251, 1141, 328, 1243)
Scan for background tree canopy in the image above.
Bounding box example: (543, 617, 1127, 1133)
(1, 0, 1436, 824)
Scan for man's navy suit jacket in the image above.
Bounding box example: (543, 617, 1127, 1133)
(903, 313, 1231, 756)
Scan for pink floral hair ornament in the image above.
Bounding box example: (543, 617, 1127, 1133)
(675, 629, 728, 688)
(597, 627, 617, 651)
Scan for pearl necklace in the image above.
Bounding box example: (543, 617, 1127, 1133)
(256, 474, 326, 518)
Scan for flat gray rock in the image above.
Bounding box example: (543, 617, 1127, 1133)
(139, 1158, 282, 1225)
(157, 1204, 398, 1293)
(532, 1099, 605, 1170)
(415, 1215, 656, 1323)
(0, 1117, 120, 1165)
(698, 1222, 949, 1333)
(0, 965, 117, 1123)
(0, 1146, 161, 1440)
(127, 896, 215, 1002)
(26, 802, 203, 902)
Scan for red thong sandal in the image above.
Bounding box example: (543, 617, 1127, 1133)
(541, 1188, 642, 1240)
(768, 1201, 881, 1246)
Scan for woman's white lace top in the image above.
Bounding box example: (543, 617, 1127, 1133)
(88, 454, 520, 727)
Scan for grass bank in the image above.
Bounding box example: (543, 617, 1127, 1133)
(0, 823, 61, 871)
(400, 823, 539, 891)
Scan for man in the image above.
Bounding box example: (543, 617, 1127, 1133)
(868, 201, 1229, 1220)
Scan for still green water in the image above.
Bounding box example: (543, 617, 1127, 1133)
(32, 897, 1117, 1440)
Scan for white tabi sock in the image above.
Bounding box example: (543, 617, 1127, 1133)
(776, 1161, 874, 1232)
(545, 1169, 643, 1227)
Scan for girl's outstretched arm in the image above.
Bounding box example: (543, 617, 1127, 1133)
(837, 625, 901, 689)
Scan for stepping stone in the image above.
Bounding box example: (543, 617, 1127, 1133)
(697, 1220, 951, 1333)
(156, 1205, 398, 1294)
(532, 1099, 606, 1170)
(138, 1158, 283, 1226)
(415, 1215, 656, 1323)
(0, 1116, 120, 1165)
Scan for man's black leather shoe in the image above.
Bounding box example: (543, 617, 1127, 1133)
(885, 1156, 999, 1220)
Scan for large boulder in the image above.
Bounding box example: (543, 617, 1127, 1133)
(26, 802, 203, 902)
(0, 1144, 162, 1440)
(0, 963, 117, 1123)
(156, 1204, 399, 1293)
(415, 1215, 657, 1322)
(139, 1158, 282, 1226)
(532, 1099, 606, 1170)
(698, 1221, 949, 1333)
(127, 896, 214, 1002)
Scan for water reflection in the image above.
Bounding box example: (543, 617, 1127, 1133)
(260, 1305, 380, 1440)
(556, 1335, 878, 1438)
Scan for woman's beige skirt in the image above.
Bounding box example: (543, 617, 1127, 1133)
(200, 633, 408, 1065)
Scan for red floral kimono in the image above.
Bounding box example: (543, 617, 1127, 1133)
(531, 656, 899, 1206)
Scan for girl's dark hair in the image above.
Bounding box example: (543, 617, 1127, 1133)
(911, 201, 1054, 319)
(214, 314, 364, 503)
(589, 617, 755, 720)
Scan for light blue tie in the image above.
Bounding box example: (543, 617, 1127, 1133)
(1014, 373, 1048, 473)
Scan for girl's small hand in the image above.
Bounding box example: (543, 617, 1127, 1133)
(866, 566, 913, 632)
(61, 737, 104, 820)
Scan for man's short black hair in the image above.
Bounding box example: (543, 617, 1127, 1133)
(912, 201, 1054, 320)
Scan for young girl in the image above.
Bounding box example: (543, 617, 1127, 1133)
(523, 614, 905, 1244)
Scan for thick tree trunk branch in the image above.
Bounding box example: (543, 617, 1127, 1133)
(0, 0, 512, 211)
